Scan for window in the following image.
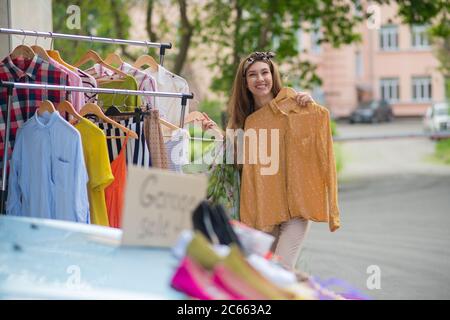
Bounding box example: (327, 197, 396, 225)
(311, 20, 322, 54)
(355, 51, 363, 77)
(380, 78, 399, 102)
(379, 25, 399, 51)
(412, 76, 432, 101)
(411, 25, 430, 48)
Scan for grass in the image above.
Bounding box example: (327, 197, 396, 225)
(332, 120, 344, 174)
(435, 138, 450, 165)
(334, 143, 344, 174)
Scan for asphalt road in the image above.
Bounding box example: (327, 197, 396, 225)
(297, 119, 450, 300)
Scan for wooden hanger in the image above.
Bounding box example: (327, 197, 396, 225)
(73, 50, 127, 78)
(46, 50, 76, 71)
(104, 52, 124, 67)
(133, 54, 159, 71)
(57, 100, 83, 122)
(80, 102, 138, 139)
(184, 111, 223, 137)
(184, 111, 207, 125)
(37, 100, 56, 115)
(31, 45, 51, 62)
(106, 105, 180, 132)
(275, 87, 297, 104)
(10, 44, 36, 60)
(159, 117, 180, 131)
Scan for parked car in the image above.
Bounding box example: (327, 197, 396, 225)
(423, 102, 450, 138)
(349, 100, 394, 124)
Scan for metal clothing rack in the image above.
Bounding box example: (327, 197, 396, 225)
(0, 28, 172, 65)
(0, 80, 194, 214)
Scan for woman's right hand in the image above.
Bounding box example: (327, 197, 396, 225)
(201, 112, 224, 137)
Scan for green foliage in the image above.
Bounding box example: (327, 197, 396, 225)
(447, 78, 450, 99)
(331, 119, 338, 137)
(334, 144, 344, 174)
(52, 0, 448, 99)
(207, 161, 240, 220)
(187, 124, 216, 163)
(198, 99, 225, 129)
(435, 138, 450, 165)
(52, 0, 148, 64)
(201, 0, 365, 95)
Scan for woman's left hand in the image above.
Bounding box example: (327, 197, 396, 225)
(296, 92, 315, 107)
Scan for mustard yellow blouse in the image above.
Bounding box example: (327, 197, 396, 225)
(239, 94, 340, 232)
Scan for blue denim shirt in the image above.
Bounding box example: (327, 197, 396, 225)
(7, 111, 89, 223)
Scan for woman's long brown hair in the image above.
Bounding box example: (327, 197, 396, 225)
(227, 53, 283, 130)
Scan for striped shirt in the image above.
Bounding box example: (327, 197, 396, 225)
(97, 117, 152, 167)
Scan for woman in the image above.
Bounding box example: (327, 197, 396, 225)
(204, 51, 317, 269)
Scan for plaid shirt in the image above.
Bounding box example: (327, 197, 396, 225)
(0, 55, 69, 169)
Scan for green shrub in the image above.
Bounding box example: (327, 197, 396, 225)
(436, 138, 450, 165)
(198, 99, 224, 128)
(334, 144, 343, 174)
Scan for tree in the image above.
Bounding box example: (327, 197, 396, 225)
(201, 0, 449, 96)
(201, 0, 367, 95)
(53, 0, 448, 99)
(52, 0, 199, 75)
(52, 0, 134, 64)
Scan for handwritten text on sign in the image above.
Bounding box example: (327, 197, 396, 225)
(121, 166, 207, 247)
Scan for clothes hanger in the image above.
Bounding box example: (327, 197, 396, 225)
(9, 30, 35, 60)
(274, 87, 302, 114)
(105, 105, 180, 132)
(31, 45, 51, 61)
(133, 54, 159, 71)
(275, 87, 297, 103)
(160, 117, 180, 131)
(73, 50, 128, 78)
(184, 111, 223, 137)
(30, 31, 51, 62)
(79, 102, 138, 139)
(57, 100, 83, 122)
(104, 52, 124, 67)
(37, 100, 56, 115)
(184, 111, 206, 125)
(43, 32, 77, 71)
(47, 49, 77, 71)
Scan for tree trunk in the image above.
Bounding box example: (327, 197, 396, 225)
(232, 0, 242, 71)
(173, 0, 193, 75)
(258, 9, 274, 49)
(109, 0, 137, 61)
(146, 0, 159, 43)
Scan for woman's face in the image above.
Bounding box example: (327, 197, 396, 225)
(245, 61, 273, 99)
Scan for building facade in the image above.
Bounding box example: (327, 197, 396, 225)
(302, 2, 446, 118)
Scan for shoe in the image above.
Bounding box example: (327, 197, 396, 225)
(186, 231, 222, 270)
(192, 201, 244, 249)
(212, 264, 270, 300)
(170, 256, 233, 300)
(223, 245, 295, 300)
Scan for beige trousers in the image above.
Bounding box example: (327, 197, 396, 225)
(270, 218, 311, 270)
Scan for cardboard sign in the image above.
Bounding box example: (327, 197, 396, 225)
(121, 166, 208, 247)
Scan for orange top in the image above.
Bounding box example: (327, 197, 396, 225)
(239, 93, 340, 233)
(105, 135, 129, 228)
